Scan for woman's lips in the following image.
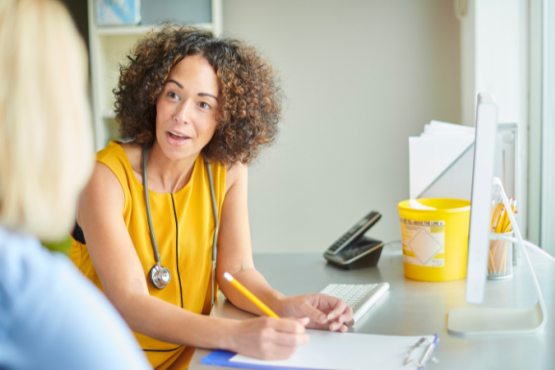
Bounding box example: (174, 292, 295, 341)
(166, 131, 191, 147)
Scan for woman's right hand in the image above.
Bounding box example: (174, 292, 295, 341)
(226, 317, 310, 360)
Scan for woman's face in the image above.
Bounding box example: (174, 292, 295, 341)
(155, 54, 219, 161)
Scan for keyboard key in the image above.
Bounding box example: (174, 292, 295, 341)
(321, 282, 389, 325)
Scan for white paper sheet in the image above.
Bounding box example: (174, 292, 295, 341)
(409, 136, 474, 198)
(422, 120, 475, 137)
(230, 330, 435, 370)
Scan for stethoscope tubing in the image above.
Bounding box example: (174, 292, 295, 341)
(143, 147, 162, 266)
(203, 155, 219, 308)
(143, 146, 219, 306)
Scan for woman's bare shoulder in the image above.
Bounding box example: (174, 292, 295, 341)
(120, 142, 141, 170)
(225, 161, 247, 193)
(77, 160, 125, 224)
(120, 142, 144, 183)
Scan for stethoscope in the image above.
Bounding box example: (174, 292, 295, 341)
(142, 146, 219, 307)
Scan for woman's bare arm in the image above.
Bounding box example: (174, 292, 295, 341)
(216, 162, 285, 315)
(77, 162, 308, 359)
(217, 163, 352, 331)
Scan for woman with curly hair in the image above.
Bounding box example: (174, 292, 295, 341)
(70, 27, 352, 369)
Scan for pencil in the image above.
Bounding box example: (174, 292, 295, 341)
(489, 248, 496, 274)
(488, 198, 518, 276)
(494, 205, 506, 231)
(490, 201, 502, 232)
(223, 272, 280, 318)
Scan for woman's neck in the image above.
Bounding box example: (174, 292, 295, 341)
(145, 142, 198, 194)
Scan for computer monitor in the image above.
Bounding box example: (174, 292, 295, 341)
(465, 93, 498, 304)
(447, 92, 547, 336)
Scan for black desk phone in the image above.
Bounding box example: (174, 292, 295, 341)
(324, 211, 384, 270)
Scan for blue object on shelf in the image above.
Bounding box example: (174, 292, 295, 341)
(97, 0, 141, 26)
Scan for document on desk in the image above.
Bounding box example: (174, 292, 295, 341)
(202, 330, 436, 370)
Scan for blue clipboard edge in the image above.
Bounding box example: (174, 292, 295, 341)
(201, 350, 322, 370)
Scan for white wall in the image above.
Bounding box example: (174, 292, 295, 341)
(460, 0, 475, 127)
(541, 0, 555, 255)
(529, 0, 542, 245)
(460, 0, 529, 237)
(475, 0, 527, 125)
(223, 0, 461, 253)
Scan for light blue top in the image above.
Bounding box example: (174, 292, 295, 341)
(0, 226, 152, 370)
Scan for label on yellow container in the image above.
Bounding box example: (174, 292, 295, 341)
(400, 218, 445, 267)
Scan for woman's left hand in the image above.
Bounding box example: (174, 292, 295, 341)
(276, 294, 353, 332)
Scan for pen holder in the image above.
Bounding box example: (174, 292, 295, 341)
(488, 231, 514, 279)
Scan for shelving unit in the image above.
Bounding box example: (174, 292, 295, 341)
(87, 0, 222, 151)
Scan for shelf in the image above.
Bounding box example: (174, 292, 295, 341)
(96, 23, 213, 36)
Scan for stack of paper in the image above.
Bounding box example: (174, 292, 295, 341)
(409, 121, 475, 200)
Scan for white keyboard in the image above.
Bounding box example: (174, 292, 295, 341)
(321, 282, 390, 325)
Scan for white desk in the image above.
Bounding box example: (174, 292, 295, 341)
(190, 248, 555, 370)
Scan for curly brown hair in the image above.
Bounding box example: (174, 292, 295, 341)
(113, 26, 282, 165)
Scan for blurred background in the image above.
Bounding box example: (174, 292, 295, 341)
(60, 0, 554, 256)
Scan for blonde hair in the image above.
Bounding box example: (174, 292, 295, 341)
(0, 0, 93, 241)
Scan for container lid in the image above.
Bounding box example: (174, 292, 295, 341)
(398, 198, 470, 213)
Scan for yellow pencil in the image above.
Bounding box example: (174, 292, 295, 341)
(495, 208, 505, 233)
(223, 272, 280, 318)
(490, 201, 502, 232)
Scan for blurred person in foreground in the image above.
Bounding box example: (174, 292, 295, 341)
(0, 0, 151, 369)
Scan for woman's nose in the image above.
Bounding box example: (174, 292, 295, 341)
(174, 100, 193, 124)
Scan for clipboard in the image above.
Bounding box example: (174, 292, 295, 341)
(201, 350, 312, 370)
(200, 330, 439, 370)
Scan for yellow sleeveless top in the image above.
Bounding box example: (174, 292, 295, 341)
(70, 141, 226, 369)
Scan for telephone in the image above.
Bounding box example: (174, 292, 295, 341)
(324, 211, 384, 270)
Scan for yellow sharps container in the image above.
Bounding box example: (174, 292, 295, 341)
(398, 199, 470, 282)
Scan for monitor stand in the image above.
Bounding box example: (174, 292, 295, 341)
(447, 178, 548, 336)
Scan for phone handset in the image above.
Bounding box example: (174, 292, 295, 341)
(324, 211, 382, 256)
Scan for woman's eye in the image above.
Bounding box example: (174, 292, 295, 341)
(168, 92, 179, 100)
(199, 102, 210, 109)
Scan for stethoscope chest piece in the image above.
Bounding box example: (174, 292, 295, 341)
(150, 263, 171, 289)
